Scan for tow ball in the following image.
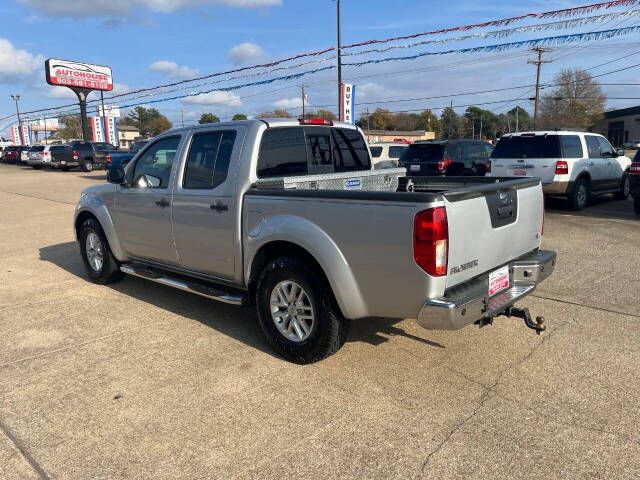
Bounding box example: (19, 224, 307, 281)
(503, 307, 546, 335)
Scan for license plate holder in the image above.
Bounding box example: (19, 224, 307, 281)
(513, 170, 527, 176)
(410, 164, 420, 172)
(489, 266, 510, 296)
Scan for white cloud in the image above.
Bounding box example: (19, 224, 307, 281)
(0, 38, 44, 79)
(228, 42, 264, 65)
(357, 82, 385, 99)
(273, 97, 302, 109)
(18, 0, 281, 18)
(149, 60, 199, 79)
(182, 91, 242, 106)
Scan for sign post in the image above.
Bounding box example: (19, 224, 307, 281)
(44, 59, 113, 142)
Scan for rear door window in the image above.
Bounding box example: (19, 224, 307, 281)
(491, 135, 560, 158)
(400, 143, 446, 163)
(331, 128, 370, 172)
(559, 135, 583, 158)
(585, 136, 602, 158)
(183, 131, 237, 189)
(30, 146, 45, 152)
(257, 127, 308, 178)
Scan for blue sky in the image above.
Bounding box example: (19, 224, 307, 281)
(2, 0, 640, 133)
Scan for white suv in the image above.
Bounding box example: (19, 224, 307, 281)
(488, 131, 632, 210)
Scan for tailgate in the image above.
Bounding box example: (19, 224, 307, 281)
(444, 178, 543, 288)
(490, 157, 556, 184)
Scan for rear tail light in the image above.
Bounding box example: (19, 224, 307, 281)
(414, 207, 448, 276)
(437, 158, 452, 171)
(106, 153, 113, 164)
(630, 162, 640, 175)
(299, 118, 333, 126)
(555, 160, 568, 175)
(486, 159, 491, 174)
(73, 151, 79, 160)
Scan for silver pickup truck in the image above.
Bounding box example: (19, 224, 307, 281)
(74, 119, 556, 363)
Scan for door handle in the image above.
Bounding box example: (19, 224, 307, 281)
(589, 162, 594, 166)
(210, 202, 228, 211)
(155, 198, 170, 207)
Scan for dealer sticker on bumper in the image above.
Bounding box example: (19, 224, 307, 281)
(489, 266, 510, 296)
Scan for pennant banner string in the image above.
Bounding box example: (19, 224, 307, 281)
(343, 26, 640, 67)
(342, 0, 639, 49)
(343, 10, 640, 56)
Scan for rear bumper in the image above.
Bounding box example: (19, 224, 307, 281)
(51, 160, 79, 168)
(543, 181, 573, 195)
(417, 250, 556, 330)
(27, 158, 42, 166)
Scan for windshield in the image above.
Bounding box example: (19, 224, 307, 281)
(491, 135, 560, 159)
(399, 143, 446, 163)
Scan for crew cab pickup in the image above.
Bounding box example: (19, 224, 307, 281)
(74, 119, 556, 364)
(69, 141, 118, 172)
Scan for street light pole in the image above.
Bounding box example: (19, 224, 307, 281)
(336, 0, 342, 121)
(10, 95, 21, 127)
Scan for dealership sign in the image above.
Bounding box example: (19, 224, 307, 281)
(45, 59, 113, 91)
(340, 83, 356, 125)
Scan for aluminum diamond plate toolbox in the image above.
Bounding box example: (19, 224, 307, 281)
(255, 168, 407, 192)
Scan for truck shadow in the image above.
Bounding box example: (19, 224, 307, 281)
(545, 195, 638, 221)
(39, 242, 444, 359)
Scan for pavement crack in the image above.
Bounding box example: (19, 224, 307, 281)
(0, 189, 76, 206)
(419, 318, 569, 478)
(0, 419, 50, 480)
(531, 294, 640, 319)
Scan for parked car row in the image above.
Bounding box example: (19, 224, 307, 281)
(0, 141, 124, 172)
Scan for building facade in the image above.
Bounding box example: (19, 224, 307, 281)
(118, 125, 141, 149)
(593, 106, 640, 146)
(363, 130, 435, 143)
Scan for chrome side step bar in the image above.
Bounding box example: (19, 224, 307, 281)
(120, 265, 245, 306)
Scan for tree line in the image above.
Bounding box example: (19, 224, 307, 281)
(356, 68, 606, 140)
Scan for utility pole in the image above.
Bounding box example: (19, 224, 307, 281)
(336, 0, 342, 120)
(10, 95, 21, 127)
(528, 47, 551, 128)
(181, 110, 184, 127)
(515, 107, 519, 132)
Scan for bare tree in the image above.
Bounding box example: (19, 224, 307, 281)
(539, 69, 606, 130)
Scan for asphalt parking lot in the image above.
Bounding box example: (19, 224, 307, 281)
(1, 163, 639, 480)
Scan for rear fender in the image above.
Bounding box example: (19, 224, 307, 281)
(75, 194, 126, 261)
(245, 215, 368, 319)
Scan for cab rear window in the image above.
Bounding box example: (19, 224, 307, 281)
(491, 135, 560, 159)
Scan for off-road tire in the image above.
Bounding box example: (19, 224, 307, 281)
(568, 177, 589, 211)
(78, 218, 123, 284)
(256, 256, 349, 364)
(613, 173, 631, 200)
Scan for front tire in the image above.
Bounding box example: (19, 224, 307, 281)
(78, 218, 123, 284)
(613, 173, 631, 200)
(256, 256, 349, 364)
(568, 178, 589, 211)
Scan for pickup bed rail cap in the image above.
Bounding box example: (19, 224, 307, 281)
(245, 188, 442, 203)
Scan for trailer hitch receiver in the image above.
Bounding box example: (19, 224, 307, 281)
(502, 306, 546, 334)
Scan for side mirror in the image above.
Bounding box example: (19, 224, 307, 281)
(134, 173, 161, 188)
(107, 166, 126, 184)
(617, 149, 624, 157)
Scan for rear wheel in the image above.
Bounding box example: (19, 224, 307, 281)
(613, 173, 631, 200)
(78, 218, 123, 284)
(256, 256, 349, 364)
(82, 160, 94, 172)
(568, 178, 589, 211)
